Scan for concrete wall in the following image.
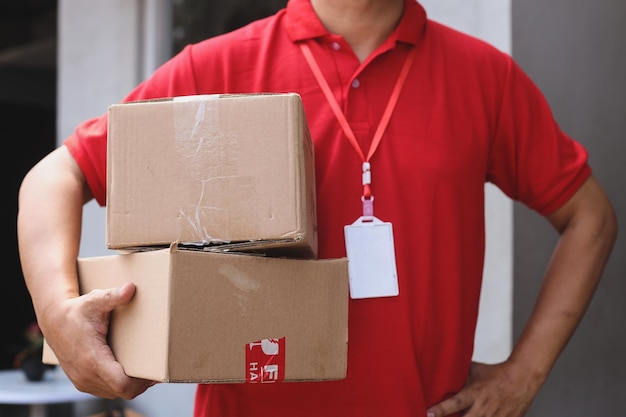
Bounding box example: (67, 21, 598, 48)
(512, 0, 626, 415)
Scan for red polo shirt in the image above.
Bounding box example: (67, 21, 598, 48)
(65, 0, 590, 416)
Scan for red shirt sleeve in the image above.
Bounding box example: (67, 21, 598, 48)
(488, 57, 591, 215)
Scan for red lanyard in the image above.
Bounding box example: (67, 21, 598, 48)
(300, 41, 416, 217)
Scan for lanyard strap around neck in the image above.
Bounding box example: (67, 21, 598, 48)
(299, 41, 416, 201)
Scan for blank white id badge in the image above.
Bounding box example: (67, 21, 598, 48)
(344, 216, 399, 299)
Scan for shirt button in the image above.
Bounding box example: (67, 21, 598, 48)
(351, 79, 361, 88)
(331, 41, 341, 51)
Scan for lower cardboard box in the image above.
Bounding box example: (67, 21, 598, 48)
(43, 244, 349, 383)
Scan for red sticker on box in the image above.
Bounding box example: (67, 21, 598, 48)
(246, 338, 285, 383)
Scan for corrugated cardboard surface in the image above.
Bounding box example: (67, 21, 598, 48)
(44, 246, 349, 383)
(106, 93, 317, 258)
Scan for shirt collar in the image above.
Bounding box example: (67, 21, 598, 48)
(285, 0, 427, 47)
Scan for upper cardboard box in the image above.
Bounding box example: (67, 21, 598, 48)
(106, 93, 317, 258)
(43, 246, 349, 383)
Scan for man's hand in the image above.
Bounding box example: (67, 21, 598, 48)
(426, 361, 540, 417)
(427, 175, 617, 417)
(43, 282, 156, 399)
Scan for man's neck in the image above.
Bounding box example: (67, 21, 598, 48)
(310, 0, 405, 62)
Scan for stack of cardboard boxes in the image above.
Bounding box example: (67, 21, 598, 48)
(43, 93, 349, 384)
